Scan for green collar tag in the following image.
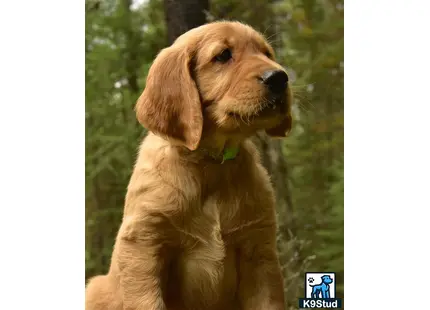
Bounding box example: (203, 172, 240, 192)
(222, 147, 239, 162)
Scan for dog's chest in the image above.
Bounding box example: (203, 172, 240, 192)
(172, 195, 240, 309)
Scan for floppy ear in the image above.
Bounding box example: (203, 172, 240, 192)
(135, 44, 202, 150)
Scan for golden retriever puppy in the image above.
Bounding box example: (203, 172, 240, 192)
(85, 21, 292, 310)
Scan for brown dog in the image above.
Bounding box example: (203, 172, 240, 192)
(85, 21, 292, 310)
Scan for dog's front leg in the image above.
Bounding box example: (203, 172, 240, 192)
(116, 215, 172, 310)
(236, 225, 285, 310)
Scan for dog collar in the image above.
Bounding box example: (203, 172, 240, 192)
(222, 147, 239, 162)
(197, 144, 239, 163)
(198, 145, 239, 163)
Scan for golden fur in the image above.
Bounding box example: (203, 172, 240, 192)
(86, 21, 292, 310)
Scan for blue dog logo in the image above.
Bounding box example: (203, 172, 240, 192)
(299, 272, 341, 308)
(309, 275, 333, 299)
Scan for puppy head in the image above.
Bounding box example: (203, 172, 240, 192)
(321, 275, 333, 284)
(193, 22, 293, 139)
(136, 21, 292, 150)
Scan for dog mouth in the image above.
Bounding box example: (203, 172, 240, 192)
(227, 97, 287, 120)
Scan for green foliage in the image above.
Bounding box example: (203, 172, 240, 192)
(85, 0, 167, 277)
(85, 0, 344, 307)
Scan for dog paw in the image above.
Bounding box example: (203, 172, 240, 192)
(308, 277, 314, 283)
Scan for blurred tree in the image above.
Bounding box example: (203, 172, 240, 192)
(85, 0, 166, 277)
(163, 0, 209, 44)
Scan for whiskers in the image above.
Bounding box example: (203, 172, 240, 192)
(264, 29, 283, 47)
(256, 97, 277, 113)
(290, 83, 315, 114)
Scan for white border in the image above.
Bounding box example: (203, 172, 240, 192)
(345, 0, 430, 309)
(0, 0, 429, 309)
(0, 1, 84, 309)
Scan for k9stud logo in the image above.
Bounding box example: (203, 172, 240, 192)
(298, 272, 342, 309)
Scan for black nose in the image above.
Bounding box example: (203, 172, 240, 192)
(261, 70, 289, 94)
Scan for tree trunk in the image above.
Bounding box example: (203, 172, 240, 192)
(163, 0, 209, 44)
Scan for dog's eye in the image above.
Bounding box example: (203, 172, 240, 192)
(264, 51, 272, 59)
(214, 49, 232, 63)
